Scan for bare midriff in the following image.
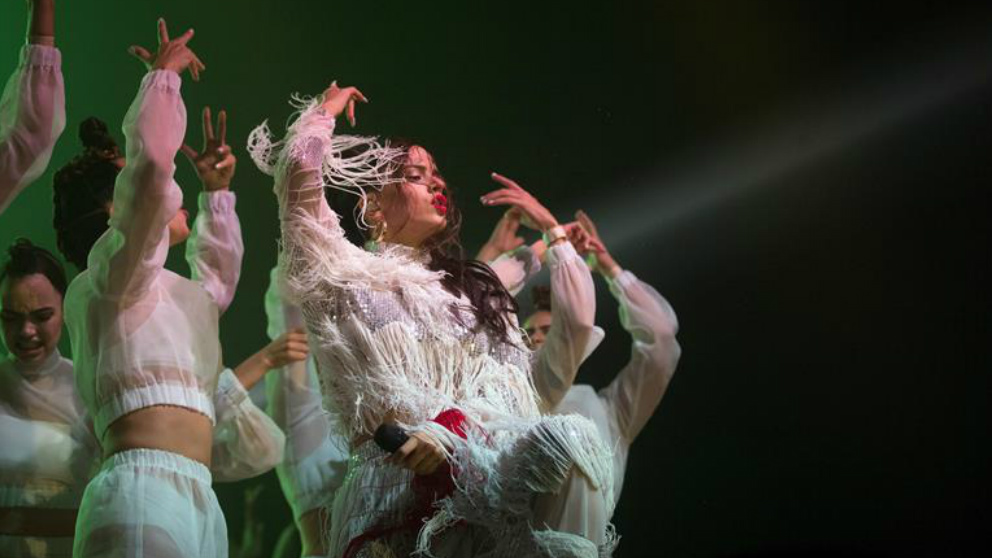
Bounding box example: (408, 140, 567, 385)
(104, 405, 213, 466)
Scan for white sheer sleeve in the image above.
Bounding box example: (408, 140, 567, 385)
(530, 242, 604, 409)
(264, 268, 348, 519)
(599, 270, 681, 443)
(185, 191, 244, 314)
(0, 44, 65, 214)
(211, 368, 286, 482)
(487, 245, 542, 297)
(85, 70, 185, 302)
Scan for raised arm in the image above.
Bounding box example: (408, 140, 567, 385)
(576, 210, 681, 443)
(86, 20, 201, 300)
(0, 0, 65, 214)
(252, 82, 437, 303)
(480, 174, 602, 409)
(183, 107, 243, 313)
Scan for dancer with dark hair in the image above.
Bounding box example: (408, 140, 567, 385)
(250, 82, 614, 557)
(60, 19, 282, 557)
(0, 0, 65, 215)
(0, 239, 99, 557)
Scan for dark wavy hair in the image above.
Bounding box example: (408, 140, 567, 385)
(0, 238, 68, 298)
(328, 141, 520, 344)
(530, 285, 552, 313)
(52, 117, 121, 270)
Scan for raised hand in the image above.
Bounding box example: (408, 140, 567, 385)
(480, 172, 559, 232)
(320, 81, 369, 127)
(476, 209, 525, 262)
(129, 18, 205, 81)
(562, 220, 607, 256)
(575, 209, 620, 277)
(181, 107, 236, 191)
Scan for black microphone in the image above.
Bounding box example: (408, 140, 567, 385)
(374, 423, 410, 453)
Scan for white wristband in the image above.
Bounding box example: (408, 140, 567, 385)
(542, 225, 567, 246)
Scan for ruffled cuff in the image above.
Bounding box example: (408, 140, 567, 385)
(19, 44, 60, 68)
(198, 190, 237, 214)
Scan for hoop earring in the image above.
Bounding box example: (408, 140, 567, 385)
(372, 218, 388, 242)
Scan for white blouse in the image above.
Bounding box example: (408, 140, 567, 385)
(0, 44, 65, 215)
(63, 70, 282, 480)
(0, 350, 99, 510)
(551, 270, 681, 506)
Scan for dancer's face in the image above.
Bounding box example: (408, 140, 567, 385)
(0, 274, 64, 368)
(376, 146, 448, 247)
(523, 310, 552, 350)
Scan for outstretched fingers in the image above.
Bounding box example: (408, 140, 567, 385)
(157, 17, 169, 45)
(180, 144, 199, 162)
(217, 110, 228, 145)
(128, 45, 153, 65)
(490, 172, 522, 190)
(202, 106, 214, 146)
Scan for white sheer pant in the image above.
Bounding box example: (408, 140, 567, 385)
(72, 449, 227, 558)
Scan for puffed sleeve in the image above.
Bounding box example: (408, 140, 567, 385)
(85, 70, 185, 303)
(486, 244, 542, 297)
(264, 267, 348, 519)
(598, 270, 681, 443)
(0, 44, 65, 214)
(185, 190, 244, 314)
(530, 242, 604, 409)
(211, 367, 286, 482)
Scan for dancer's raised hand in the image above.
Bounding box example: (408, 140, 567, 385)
(320, 81, 369, 127)
(129, 18, 205, 81)
(480, 172, 559, 232)
(181, 107, 236, 191)
(575, 209, 619, 277)
(476, 209, 525, 262)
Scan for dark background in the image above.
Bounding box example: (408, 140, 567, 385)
(2, 1, 990, 556)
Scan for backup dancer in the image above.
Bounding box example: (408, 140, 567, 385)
(0, 240, 99, 558)
(250, 82, 615, 557)
(0, 0, 65, 215)
(264, 266, 348, 558)
(482, 209, 682, 525)
(56, 20, 282, 557)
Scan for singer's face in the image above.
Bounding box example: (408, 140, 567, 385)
(523, 310, 552, 350)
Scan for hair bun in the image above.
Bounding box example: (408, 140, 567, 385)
(79, 117, 117, 154)
(7, 238, 36, 258)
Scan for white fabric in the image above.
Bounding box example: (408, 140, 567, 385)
(64, 70, 246, 437)
(71, 448, 227, 558)
(0, 44, 65, 215)
(527, 243, 605, 411)
(211, 367, 286, 482)
(263, 267, 348, 520)
(488, 245, 542, 297)
(0, 351, 100, 558)
(552, 270, 681, 518)
(252, 101, 616, 557)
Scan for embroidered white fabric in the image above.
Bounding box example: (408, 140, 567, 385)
(250, 97, 617, 557)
